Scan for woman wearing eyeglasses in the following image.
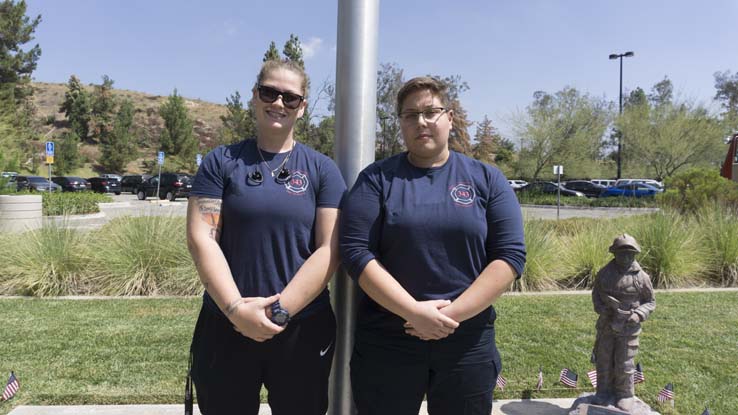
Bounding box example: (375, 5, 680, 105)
(340, 76, 526, 415)
(186, 59, 345, 414)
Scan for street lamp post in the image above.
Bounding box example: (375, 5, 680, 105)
(609, 51, 634, 180)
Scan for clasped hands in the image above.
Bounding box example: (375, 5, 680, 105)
(403, 299, 460, 341)
(228, 294, 284, 343)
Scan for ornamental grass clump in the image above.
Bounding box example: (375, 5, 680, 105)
(91, 215, 199, 296)
(628, 211, 704, 288)
(697, 204, 738, 287)
(1, 220, 91, 295)
(516, 218, 561, 291)
(558, 219, 617, 289)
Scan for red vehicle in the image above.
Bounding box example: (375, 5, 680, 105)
(721, 133, 738, 183)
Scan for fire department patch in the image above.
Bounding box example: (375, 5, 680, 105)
(450, 183, 475, 206)
(285, 171, 309, 195)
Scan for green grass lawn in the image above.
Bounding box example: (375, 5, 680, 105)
(0, 292, 735, 414)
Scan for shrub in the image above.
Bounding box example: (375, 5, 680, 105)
(43, 192, 112, 215)
(90, 215, 200, 296)
(627, 211, 705, 288)
(558, 219, 617, 288)
(516, 219, 561, 291)
(0, 221, 91, 295)
(658, 167, 738, 215)
(697, 204, 738, 287)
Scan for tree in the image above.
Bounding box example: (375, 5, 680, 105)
(375, 63, 405, 159)
(714, 70, 738, 114)
(512, 87, 612, 180)
(438, 75, 472, 155)
(648, 77, 673, 107)
(218, 91, 255, 144)
(59, 75, 91, 140)
(55, 130, 81, 175)
(617, 98, 724, 180)
(263, 41, 280, 62)
(625, 87, 648, 109)
(472, 116, 500, 164)
(0, 0, 42, 103)
(91, 75, 116, 144)
(159, 89, 197, 161)
(100, 99, 136, 172)
(282, 34, 304, 69)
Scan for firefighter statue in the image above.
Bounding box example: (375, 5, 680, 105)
(591, 234, 656, 412)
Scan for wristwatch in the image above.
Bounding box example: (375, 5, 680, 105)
(270, 300, 290, 327)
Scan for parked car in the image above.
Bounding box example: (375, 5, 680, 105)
(120, 174, 151, 194)
(51, 176, 89, 192)
(100, 173, 123, 182)
(591, 179, 616, 188)
(87, 177, 122, 194)
(614, 179, 664, 190)
(517, 181, 585, 197)
(562, 180, 606, 198)
(1, 171, 18, 178)
(600, 183, 661, 198)
(508, 179, 528, 190)
(15, 175, 61, 192)
(136, 173, 192, 201)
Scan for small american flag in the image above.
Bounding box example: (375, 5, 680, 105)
(536, 366, 543, 391)
(586, 369, 597, 388)
(495, 374, 507, 391)
(701, 407, 711, 415)
(657, 383, 674, 402)
(633, 362, 645, 384)
(1, 372, 19, 401)
(559, 368, 578, 388)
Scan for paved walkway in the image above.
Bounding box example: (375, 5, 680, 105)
(8, 399, 577, 415)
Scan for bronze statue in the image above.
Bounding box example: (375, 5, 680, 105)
(591, 234, 656, 412)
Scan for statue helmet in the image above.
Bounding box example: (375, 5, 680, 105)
(608, 233, 642, 253)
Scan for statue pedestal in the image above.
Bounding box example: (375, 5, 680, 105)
(568, 393, 660, 415)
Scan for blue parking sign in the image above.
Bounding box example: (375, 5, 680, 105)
(157, 151, 165, 165)
(46, 141, 55, 156)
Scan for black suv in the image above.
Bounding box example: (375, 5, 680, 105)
(120, 174, 151, 194)
(87, 177, 122, 194)
(136, 173, 192, 201)
(52, 176, 90, 192)
(562, 180, 606, 198)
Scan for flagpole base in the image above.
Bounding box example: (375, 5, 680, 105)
(569, 394, 660, 415)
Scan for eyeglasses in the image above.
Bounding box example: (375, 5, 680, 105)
(257, 85, 304, 110)
(398, 107, 447, 123)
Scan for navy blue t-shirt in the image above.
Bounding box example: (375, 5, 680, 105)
(191, 139, 346, 319)
(340, 151, 526, 330)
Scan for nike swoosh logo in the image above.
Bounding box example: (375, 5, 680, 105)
(320, 341, 334, 357)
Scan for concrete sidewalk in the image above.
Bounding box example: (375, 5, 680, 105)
(8, 399, 576, 415)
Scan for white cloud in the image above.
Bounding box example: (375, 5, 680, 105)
(223, 20, 239, 36)
(301, 37, 324, 59)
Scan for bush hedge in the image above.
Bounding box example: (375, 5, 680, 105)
(42, 191, 112, 216)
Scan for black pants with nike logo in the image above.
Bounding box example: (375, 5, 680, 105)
(190, 304, 336, 415)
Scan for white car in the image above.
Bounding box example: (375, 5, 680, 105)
(591, 179, 616, 188)
(508, 179, 528, 190)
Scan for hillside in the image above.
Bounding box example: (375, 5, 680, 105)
(30, 82, 229, 174)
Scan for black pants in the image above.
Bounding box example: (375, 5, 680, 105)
(190, 304, 336, 415)
(351, 327, 500, 415)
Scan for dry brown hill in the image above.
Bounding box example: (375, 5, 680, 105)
(31, 82, 228, 173)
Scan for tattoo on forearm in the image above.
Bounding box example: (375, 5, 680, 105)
(224, 298, 244, 316)
(197, 198, 223, 241)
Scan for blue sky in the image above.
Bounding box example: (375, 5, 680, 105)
(25, 0, 738, 138)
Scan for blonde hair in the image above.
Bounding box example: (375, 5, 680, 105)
(255, 59, 309, 99)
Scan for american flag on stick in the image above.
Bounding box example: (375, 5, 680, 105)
(657, 383, 674, 403)
(495, 374, 507, 391)
(536, 366, 543, 391)
(559, 368, 578, 388)
(586, 369, 597, 388)
(1, 372, 19, 401)
(700, 407, 711, 415)
(633, 362, 645, 384)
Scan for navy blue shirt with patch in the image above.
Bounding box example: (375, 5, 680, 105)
(340, 151, 526, 330)
(191, 139, 346, 319)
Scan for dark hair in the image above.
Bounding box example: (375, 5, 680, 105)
(396, 76, 450, 115)
(255, 59, 309, 99)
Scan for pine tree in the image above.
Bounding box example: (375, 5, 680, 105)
(100, 99, 136, 172)
(219, 91, 255, 144)
(159, 89, 197, 160)
(263, 41, 280, 62)
(0, 0, 42, 104)
(283, 34, 305, 69)
(59, 75, 91, 140)
(472, 116, 499, 164)
(55, 130, 80, 175)
(91, 75, 117, 144)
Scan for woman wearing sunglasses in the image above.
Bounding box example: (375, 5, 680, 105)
(186, 59, 345, 414)
(340, 76, 526, 415)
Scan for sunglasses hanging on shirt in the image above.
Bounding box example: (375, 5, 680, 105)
(248, 168, 291, 186)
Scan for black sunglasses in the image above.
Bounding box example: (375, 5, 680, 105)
(248, 168, 291, 186)
(257, 85, 304, 110)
